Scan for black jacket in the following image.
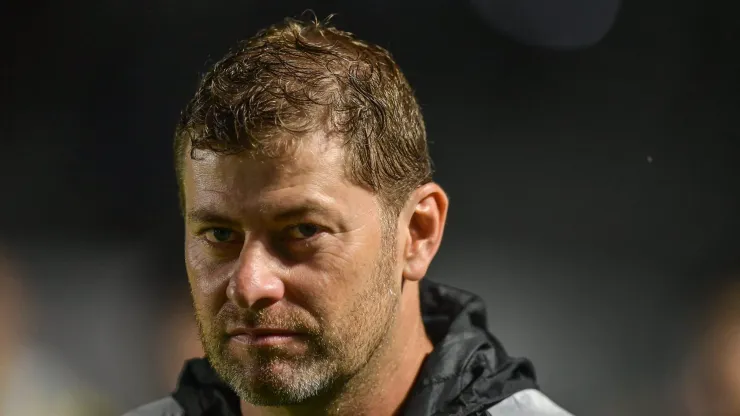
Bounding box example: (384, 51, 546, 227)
(124, 280, 574, 416)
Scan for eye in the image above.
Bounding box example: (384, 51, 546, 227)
(203, 228, 240, 244)
(285, 223, 321, 240)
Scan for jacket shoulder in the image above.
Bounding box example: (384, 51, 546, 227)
(122, 396, 184, 416)
(485, 389, 574, 415)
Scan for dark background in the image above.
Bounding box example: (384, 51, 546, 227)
(2, 0, 739, 414)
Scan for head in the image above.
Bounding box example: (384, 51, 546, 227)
(176, 15, 447, 407)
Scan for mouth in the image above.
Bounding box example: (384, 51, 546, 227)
(227, 328, 306, 347)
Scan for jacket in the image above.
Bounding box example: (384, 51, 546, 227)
(124, 279, 574, 416)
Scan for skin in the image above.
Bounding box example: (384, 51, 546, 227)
(181, 131, 449, 416)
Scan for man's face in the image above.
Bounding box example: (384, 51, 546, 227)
(182, 133, 402, 405)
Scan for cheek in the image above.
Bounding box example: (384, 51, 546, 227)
(185, 239, 231, 322)
(283, 244, 374, 328)
(342, 257, 393, 321)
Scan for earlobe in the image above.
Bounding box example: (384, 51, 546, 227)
(402, 183, 449, 282)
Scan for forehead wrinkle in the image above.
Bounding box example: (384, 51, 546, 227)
(185, 135, 371, 224)
(258, 185, 338, 212)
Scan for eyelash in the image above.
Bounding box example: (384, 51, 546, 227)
(198, 228, 241, 246)
(197, 224, 325, 246)
(283, 223, 323, 241)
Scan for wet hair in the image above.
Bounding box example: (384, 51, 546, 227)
(174, 13, 433, 218)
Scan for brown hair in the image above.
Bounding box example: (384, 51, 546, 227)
(174, 14, 433, 217)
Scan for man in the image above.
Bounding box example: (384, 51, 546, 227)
(126, 15, 573, 416)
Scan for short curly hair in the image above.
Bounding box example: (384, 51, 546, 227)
(174, 14, 433, 217)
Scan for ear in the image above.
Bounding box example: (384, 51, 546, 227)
(401, 182, 449, 282)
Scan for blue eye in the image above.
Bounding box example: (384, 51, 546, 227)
(205, 228, 236, 243)
(287, 224, 320, 240)
(298, 224, 318, 237)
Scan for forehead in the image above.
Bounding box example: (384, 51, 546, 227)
(182, 133, 374, 216)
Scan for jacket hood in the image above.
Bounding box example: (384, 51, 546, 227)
(401, 279, 538, 415)
(171, 279, 537, 416)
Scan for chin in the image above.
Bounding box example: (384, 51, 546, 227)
(240, 383, 314, 407)
(217, 354, 336, 406)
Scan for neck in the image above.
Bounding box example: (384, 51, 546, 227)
(242, 280, 433, 416)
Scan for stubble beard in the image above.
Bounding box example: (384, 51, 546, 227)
(194, 239, 400, 408)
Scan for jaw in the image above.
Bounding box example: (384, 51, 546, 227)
(238, 285, 429, 416)
(321, 281, 432, 415)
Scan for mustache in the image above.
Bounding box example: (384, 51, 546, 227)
(214, 303, 320, 336)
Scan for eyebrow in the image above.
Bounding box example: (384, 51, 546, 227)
(185, 200, 336, 225)
(271, 203, 335, 223)
(185, 208, 239, 226)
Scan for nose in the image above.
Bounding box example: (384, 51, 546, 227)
(226, 238, 285, 310)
